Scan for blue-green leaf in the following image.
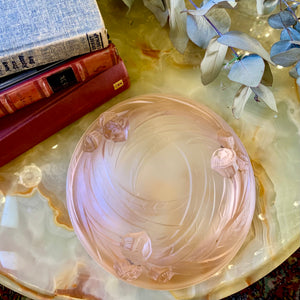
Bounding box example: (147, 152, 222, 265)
(289, 40, 300, 47)
(228, 54, 265, 87)
(183, 0, 237, 16)
(294, 21, 300, 33)
(261, 61, 273, 86)
(296, 60, 300, 75)
(271, 48, 300, 66)
(271, 41, 300, 66)
(186, 9, 231, 49)
(289, 65, 298, 79)
(232, 85, 253, 119)
(168, 0, 189, 53)
(290, 60, 300, 78)
(270, 40, 292, 57)
(217, 31, 272, 63)
(122, 0, 135, 9)
(200, 36, 228, 85)
(256, 0, 279, 16)
(144, 0, 165, 10)
(268, 11, 296, 29)
(251, 84, 278, 112)
(280, 28, 300, 41)
(143, 0, 168, 26)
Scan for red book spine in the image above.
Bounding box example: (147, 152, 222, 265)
(0, 43, 119, 117)
(0, 60, 130, 167)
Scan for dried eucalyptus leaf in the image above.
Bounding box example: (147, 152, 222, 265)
(290, 60, 300, 78)
(145, 0, 165, 10)
(200, 36, 228, 85)
(289, 3, 299, 11)
(232, 85, 252, 119)
(251, 84, 278, 112)
(270, 40, 292, 57)
(271, 48, 300, 66)
(228, 54, 265, 87)
(268, 11, 296, 29)
(186, 15, 215, 48)
(294, 21, 300, 33)
(187, 8, 231, 49)
(122, 0, 135, 9)
(296, 60, 300, 75)
(271, 42, 300, 66)
(168, 0, 189, 53)
(184, 0, 237, 16)
(256, 0, 279, 16)
(284, 6, 299, 21)
(280, 28, 300, 41)
(205, 0, 237, 9)
(143, 0, 168, 26)
(289, 65, 298, 79)
(186, 15, 214, 48)
(217, 31, 272, 63)
(290, 40, 300, 46)
(261, 61, 273, 86)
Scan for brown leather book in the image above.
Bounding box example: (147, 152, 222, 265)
(0, 59, 130, 167)
(0, 43, 119, 117)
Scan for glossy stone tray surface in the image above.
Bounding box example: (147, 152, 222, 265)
(0, 1, 299, 300)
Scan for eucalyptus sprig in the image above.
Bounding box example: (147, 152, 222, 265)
(267, 1, 300, 84)
(121, 0, 281, 119)
(183, 0, 277, 118)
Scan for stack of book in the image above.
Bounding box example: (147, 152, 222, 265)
(0, 0, 130, 167)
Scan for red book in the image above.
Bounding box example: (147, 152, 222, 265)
(0, 43, 119, 117)
(0, 60, 130, 167)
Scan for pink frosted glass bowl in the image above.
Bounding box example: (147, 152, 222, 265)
(66, 94, 256, 290)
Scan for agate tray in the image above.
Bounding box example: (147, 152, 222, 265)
(0, 1, 299, 300)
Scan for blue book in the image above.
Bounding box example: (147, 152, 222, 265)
(0, 0, 109, 78)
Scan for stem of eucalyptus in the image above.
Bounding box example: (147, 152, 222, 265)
(189, 0, 197, 9)
(281, 0, 299, 21)
(188, 0, 240, 59)
(203, 16, 240, 59)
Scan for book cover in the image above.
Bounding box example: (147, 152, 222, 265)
(0, 60, 130, 167)
(0, 43, 120, 117)
(0, 0, 109, 78)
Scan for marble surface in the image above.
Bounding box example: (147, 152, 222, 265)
(0, 1, 299, 299)
(1, 247, 299, 299)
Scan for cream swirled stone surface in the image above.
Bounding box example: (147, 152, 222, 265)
(66, 94, 256, 290)
(0, 1, 300, 299)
